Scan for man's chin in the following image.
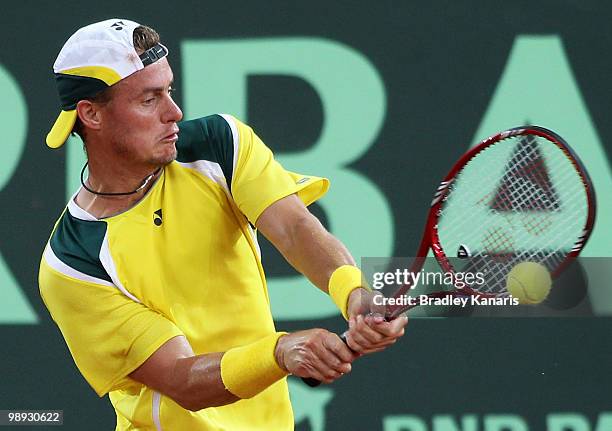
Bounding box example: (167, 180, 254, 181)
(156, 146, 178, 166)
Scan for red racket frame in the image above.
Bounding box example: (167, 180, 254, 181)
(385, 125, 597, 318)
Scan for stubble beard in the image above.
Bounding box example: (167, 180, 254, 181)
(113, 136, 177, 169)
(156, 143, 178, 166)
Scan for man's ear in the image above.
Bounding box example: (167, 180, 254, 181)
(76, 100, 103, 131)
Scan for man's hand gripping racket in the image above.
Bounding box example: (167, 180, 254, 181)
(303, 125, 596, 387)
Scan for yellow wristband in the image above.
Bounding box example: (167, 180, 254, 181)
(329, 265, 364, 320)
(220, 332, 289, 399)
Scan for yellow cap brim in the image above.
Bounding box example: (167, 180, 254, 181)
(46, 110, 77, 149)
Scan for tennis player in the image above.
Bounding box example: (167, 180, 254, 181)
(39, 19, 407, 430)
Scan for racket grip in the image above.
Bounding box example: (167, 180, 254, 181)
(301, 332, 349, 387)
(301, 376, 323, 387)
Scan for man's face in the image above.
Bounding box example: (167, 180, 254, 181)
(97, 57, 183, 168)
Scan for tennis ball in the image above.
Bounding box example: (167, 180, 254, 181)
(506, 262, 552, 305)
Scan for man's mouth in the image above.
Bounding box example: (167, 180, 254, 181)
(162, 128, 180, 141)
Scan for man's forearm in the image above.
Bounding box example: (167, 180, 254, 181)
(131, 335, 285, 412)
(273, 211, 356, 293)
(166, 330, 349, 409)
(170, 353, 238, 411)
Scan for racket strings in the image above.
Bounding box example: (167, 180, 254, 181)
(489, 140, 559, 212)
(476, 188, 582, 293)
(437, 134, 588, 295)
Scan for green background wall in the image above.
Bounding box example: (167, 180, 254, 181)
(1, 1, 611, 429)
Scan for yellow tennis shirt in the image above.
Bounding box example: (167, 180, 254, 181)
(38, 114, 329, 430)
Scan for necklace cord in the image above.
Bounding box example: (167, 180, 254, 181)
(80, 162, 162, 196)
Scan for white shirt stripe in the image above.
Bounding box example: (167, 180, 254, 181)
(246, 224, 261, 258)
(67, 191, 98, 221)
(63, 191, 142, 303)
(176, 160, 229, 194)
(99, 233, 141, 303)
(43, 243, 114, 287)
(152, 391, 163, 431)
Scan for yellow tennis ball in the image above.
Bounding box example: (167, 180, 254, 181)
(506, 262, 552, 305)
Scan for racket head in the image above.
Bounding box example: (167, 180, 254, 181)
(387, 126, 596, 318)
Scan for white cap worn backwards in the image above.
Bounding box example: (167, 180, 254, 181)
(46, 18, 168, 149)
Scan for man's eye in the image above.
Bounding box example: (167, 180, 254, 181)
(143, 97, 155, 105)
(168, 87, 175, 96)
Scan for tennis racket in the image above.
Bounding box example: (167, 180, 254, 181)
(303, 125, 596, 387)
(383, 125, 596, 318)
